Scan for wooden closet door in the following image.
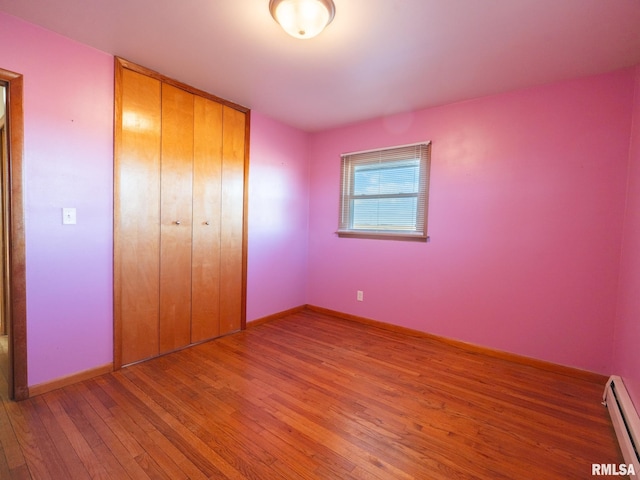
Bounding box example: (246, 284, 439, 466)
(116, 69, 162, 366)
(159, 84, 194, 353)
(191, 97, 223, 342)
(115, 58, 249, 368)
(219, 106, 246, 335)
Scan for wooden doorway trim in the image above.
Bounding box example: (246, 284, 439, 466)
(0, 67, 27, 401)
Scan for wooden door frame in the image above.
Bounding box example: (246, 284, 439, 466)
(0, 68, 28, 401)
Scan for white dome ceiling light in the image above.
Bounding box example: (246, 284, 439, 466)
(269, 0, 336, 39)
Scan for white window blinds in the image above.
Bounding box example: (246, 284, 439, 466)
(338, 142, 431, 240)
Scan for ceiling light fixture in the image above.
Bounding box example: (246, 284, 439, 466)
(269, 0, 336, 40)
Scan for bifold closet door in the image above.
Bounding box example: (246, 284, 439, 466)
(191, 97, 223, 343)
(115, 58, 249, 369)
(159, 84, 194, 353)
(117, 69, 162, 366)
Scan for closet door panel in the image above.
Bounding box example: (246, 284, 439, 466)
(159, 84, 194, 353)
(117, 69, 162, 366)
(192, 97, 222, 342)
(219, 106, 245, 335)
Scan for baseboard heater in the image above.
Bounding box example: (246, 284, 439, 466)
(603, 376, 640, 476)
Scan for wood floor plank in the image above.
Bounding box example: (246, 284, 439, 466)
(69, 382, 153, 480)
(42, 390, 113, 480)
(119, 365, 279, 479)
(0, 309, 625, 479)
(150, 350, 340, 479)
(87, 379, 198, 480)
(100, 372, 242, 479)
(133, 451, 171, 480)
(225, 328, 516, 474)
(0, 401, 26, 472)
(29, 396, 90, 480)
(77, 381, 146, 462)
(5, 394, 71, 480)
(0, 437, 12, 479)
(93, 374, 211, 480)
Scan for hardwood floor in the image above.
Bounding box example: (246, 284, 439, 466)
(0, 310, 624, 479)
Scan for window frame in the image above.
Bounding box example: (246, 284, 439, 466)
(337, 141, 431, 241)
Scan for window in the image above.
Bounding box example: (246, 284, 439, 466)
(338, 142, 431, 240)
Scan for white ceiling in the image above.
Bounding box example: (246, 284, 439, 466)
(1, 0, 640, 131)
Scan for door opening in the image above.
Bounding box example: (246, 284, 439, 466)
(0, 67, 27, 401)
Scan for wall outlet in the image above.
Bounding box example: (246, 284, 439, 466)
(357, 290, 364, 302)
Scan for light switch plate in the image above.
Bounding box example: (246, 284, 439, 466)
(62, 207, 77, 225)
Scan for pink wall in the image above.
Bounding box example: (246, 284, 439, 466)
(613, 66, 640, 407)
(307, 70, 635, 374)
(247, 112, 310, 320)
(0, 13, 114, 386)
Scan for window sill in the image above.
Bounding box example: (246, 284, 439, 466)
(336, 231, 429, 242)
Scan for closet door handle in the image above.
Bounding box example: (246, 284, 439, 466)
(205, 221, 210, 225)
(175, 220, 181, 225)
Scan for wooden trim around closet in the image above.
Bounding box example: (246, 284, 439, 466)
(113, 59, 124, 370)
(241, 111, 251, 330)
